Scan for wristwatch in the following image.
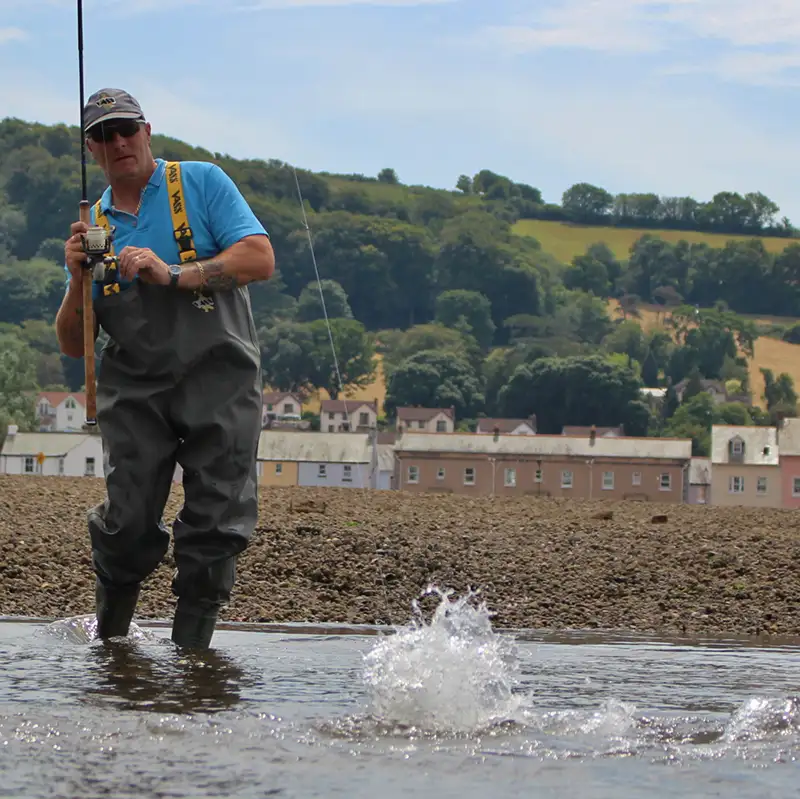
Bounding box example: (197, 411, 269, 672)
(168, 264, 182, 288)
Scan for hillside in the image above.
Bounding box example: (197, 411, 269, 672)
(2, 117, 800, 449)
(513, 219, 800, 265)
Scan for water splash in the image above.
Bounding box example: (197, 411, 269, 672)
(722, 696, 800, 742)
(361, 585, 523, 734)
(36, 614, 159, 645)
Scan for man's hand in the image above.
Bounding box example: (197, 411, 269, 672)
(64, 221, 90, 285)
(118, 246, 171, 286)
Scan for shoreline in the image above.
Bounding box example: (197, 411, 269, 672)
(2, 475, 799, 639)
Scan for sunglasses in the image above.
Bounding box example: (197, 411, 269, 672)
(87, 119, 143, 143)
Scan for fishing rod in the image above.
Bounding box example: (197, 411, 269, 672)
(76, 0, 114, 427)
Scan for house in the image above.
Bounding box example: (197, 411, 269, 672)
(688, 457, 711, 504)
(562, 425, 624, 438)
(394, 432, 692, 502)
(776, 417, 800, 508)
(257, 430, 375, 488)
(476, 417, 537, 435)
(320, 399, 378, 433)
(262, 391, 303, 425)
(376, 444, 396, 490)
(35, 391, 87, 432)
(674, 379, 749, 406)
(709, 425, 781, 507)
(0, 427, 103, 477)
(397, 407, 455, 434)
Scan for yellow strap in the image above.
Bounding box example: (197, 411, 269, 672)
(166, 160, 197, 263)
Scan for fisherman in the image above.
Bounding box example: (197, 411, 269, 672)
(55, 88, 274, 649)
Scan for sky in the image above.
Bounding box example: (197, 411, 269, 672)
(2, 0, 800, 222)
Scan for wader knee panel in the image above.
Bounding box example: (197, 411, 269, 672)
(89, 378, 179, 588)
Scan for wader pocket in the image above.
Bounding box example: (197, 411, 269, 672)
(94, 282, 149, 355)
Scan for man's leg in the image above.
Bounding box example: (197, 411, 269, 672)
(170, 360, 262, 649)
(90, 388, 178, 639)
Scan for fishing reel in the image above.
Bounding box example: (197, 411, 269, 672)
(81, 224, 120, 293)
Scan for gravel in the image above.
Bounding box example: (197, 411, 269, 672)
(2, 475, 799, 637)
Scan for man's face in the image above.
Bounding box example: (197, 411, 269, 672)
(86, 119, 153, 181)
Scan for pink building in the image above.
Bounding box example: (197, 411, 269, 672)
(777, 418, 800, 508)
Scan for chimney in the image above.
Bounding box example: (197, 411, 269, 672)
(7, 424, 18, 438)
(493, 425, 500, 442)
(589, 425, 597, 446)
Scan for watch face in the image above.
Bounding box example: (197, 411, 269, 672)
(170, 265, 182, 276)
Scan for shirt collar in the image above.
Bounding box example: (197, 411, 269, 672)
(99, 158, 167, 214)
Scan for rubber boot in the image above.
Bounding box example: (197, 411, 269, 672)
(171, 598, 220, 649)
(95, 578, 140, 639)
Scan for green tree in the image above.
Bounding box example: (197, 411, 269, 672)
(0, 335, 38, 442)
(434, 289, 496, 350)
(296, 279, 353, 322)
(306, 318, 376, 400)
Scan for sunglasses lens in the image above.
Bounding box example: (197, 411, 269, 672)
(88, 120, 141, 142)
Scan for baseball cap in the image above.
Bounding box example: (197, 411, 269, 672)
(83, 88, 146, 132)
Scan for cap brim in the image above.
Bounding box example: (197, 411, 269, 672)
(84, 112, 144, 132)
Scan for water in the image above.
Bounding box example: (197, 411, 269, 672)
(1, 587, 799, 798)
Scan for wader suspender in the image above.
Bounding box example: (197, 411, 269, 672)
(92, 161, 197, 296)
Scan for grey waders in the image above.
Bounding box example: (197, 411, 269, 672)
(88, 277, 263, 649)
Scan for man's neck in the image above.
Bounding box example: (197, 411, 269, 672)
(110, 160, 158, 213)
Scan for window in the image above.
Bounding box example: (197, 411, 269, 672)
(58, 457, 64, 475)
(464, 467, 475, 485)
(283, 403, 293, 414)
(561, 470, 573, 489)
(318, 464, 327, 479)
(85, 457, 95, 476)
(418, 420, 425, 429)
(729, 475, 744, 494)
(632, 471, 642, 486)
(24, 456, 34, 474)
(359, 412, 369, 426)
(793, 477, 800, 497)
(328, 425, 335, 432)
(534, 469, 543, 483)
(343, 465, 353, 483)
(275, 463, 283, 475)
(757, 476, 767, 494)
(504, 468, 516, 487)
(328, 412, 335, 421)
(436, 420, 447, 432)
(407, 466, 419, 484)
(65, 398, 76, 410)
(602, 471, 614, 490)
(436, 467, 445, 481)
(659, 473, 671, 491)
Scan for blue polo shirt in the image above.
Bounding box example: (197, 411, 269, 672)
(65, 158, 268, 299)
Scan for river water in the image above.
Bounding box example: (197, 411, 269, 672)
(0, 588, 798, 798)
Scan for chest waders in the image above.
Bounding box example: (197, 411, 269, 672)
(87, 162, 263, 649)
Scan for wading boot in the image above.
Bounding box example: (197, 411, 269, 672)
(171, 598, 220, 649)
(95, 578, 140, 639)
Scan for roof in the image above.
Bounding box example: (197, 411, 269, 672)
(37, 391, 86, 408)
(562, 425, 624, 437)
(675, 378, 726, 392)
(689, 457, 711, 484)
(394, 432, 692, 461)
(710, 425, 779, 466)
(257, 431, 371, 463)
(320, 399, 377, 413)
(377, 444, 396, 471)
(1, 431, 95, 457)
(397, 407, 454, 422)
(476, 418, 536, 433)
(778, 418, 800, 457)
(262, 391, 300, 405)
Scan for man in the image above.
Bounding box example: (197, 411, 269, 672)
(56, 88, 275, 649)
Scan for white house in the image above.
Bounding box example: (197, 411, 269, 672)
(0, 427, 103, 477)
(35, 391, 87, 432)
(397, 407, 455, 434)
(377, 444, 396, 490)
(319, 399, 378, 433)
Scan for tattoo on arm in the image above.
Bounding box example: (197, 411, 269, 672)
(201, 259, 238, 291)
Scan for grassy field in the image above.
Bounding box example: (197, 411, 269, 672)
(607, 299, 800, 410)
(513, 219, 799, 264)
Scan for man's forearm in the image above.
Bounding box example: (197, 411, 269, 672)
(176, 235, 274, 292)
(55, 283, 93, 358)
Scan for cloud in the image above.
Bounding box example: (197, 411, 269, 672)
(0, 27, 26, 44)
